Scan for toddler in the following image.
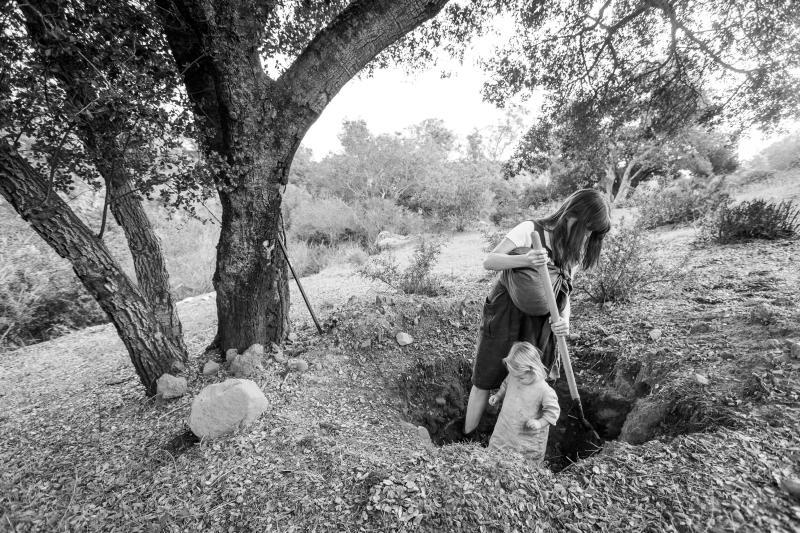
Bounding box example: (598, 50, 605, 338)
(487, 341, 561, 464)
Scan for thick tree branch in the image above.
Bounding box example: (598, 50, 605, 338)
(278, 0, 449, 117)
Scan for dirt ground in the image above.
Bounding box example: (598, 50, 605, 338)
(1, 174, 799, 532)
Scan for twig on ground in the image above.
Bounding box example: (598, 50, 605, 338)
(58, 466, 79, 531)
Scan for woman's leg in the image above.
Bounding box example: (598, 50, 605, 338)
(464, 386, 490, 434)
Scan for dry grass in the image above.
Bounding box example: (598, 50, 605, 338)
(2, 213, 799, 532)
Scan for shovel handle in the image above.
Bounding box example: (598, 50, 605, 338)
(531, 233, 581, 403)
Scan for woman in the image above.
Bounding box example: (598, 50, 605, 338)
(464, 189, 611, 436)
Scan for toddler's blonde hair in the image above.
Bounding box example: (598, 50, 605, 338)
(503, 342, 547, 383)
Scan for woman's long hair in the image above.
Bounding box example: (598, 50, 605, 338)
(535, 189, 611, 271)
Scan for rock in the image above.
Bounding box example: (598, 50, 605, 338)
(766, 339, 782, 349)
(374, 231, 414, 250)
(359, 339, 372, 349)
(273, 348, 288, 364)
(203, 361, 220, 376)
(693, 373, 710, 386)
(780, 477, 800, 500)
(435, 396, 447, 406)
(188, 379, 268, 439)
(649, 329, 662, 341)
(396, 332, 413, 346)
(568, 333, 581, 341)
(789, 340, 800, 359)
(244, 343, 265, 357)
(157, 374, 187, 399)
(751, 303, 775, 324)
(229, 351, 263, 378)
(287, 358, 309, 373)
(225, 348, 239, 363)
(287, 332, 298, 343)
(689, 323, 711, 335)
(416, 426, 433, 447)
(603, 335, 620, 346)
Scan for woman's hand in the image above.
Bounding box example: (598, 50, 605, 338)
(549, 316, 569, 337)
(488, 394, 500, 407)
(524, 249, 549, 267)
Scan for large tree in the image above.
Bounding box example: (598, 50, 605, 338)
(1, 0, 467, 392)
(0, 0, 201, 393)
(484, 0, 800, 196)
(154, 0, 454, 351)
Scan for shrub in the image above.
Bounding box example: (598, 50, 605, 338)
(581, 220, 680, 304)
(637, 177, 730, 228)
(284, 239, 332, 278)
(359, 238, 446, 296)
(289, 194, 365, 245)
(479, 224, 505, 253)
(701, 199, 799, 244)
(0, 228, 106, 350)
(353, 198, 424, 251)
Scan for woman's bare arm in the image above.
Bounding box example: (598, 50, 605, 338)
(483, 238, 548, 271)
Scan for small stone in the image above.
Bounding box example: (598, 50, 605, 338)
(435, 396, 447, 406)
(689, 323, 711, 335)
(360, 339, 372, 349)
(693, 373, 710, 386)
(789, 340, 800, 359)
(188, 379, 268, 439)
(603, 335, 620, 346)
(780, 477, 800, 500)
(229, 352, 263, 378)
(157, 374, 187, 400)
(244, 343, 265, 357)
(568, 333, 581, 341)
(203, 361, 220, 376)
(273, 349, 288, 364)
(649, 329, 662, 341)
(225, 348, 239, 363)
(287, 358, 309, 373)
(416, 426, 433, 447)
(287, 332, 298, 343)
(396, 332, 413, 346)
(766, 339, 782, 349)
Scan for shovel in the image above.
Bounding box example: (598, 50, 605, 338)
(531, 232, 601, 442)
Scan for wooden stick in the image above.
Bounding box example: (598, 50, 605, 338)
(277, 238, 324, 335)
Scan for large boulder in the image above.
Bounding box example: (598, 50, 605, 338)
(188, 379, 269, 439)
(156, 374, 187, 400)
(374, 231, 415, 250)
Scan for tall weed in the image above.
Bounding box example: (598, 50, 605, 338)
(359, 238, 446, 296)
(581, 220, 680, 304)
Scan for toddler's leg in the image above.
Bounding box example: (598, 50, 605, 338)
(464, 386, 489, 434)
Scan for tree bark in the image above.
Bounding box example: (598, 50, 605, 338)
(19, 0, 187, 356)
(159, 0, 449, 350)
(106, 171, 186, 351)
(0, 141, 186, 395)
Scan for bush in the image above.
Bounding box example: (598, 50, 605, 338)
(359, 238, 446, 296)
(353, 198, 424, 251)
(637, 177, 730, 228)
(701, 199, 799, 244)
(284, 239, 332, 278)
(479, 224, 505, 253)
(0, 229, 106, 350)
(289, 194, 365, 245)
(581, 220, 679, 304)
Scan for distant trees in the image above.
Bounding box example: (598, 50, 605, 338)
(290, 119, 498, 233)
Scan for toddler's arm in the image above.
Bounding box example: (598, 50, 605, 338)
(525, 385, 561, 429)
(488, 378, 508, 406)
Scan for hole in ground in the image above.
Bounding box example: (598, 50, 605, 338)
(396, 355, 634, 472)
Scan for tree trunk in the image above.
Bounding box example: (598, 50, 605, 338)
(613, 161, 636, 205)
(0, 141, 186, 395)
(106, 165, 187, 353)
(213, 161, 291, 351)
(19, 0, 188, 358)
